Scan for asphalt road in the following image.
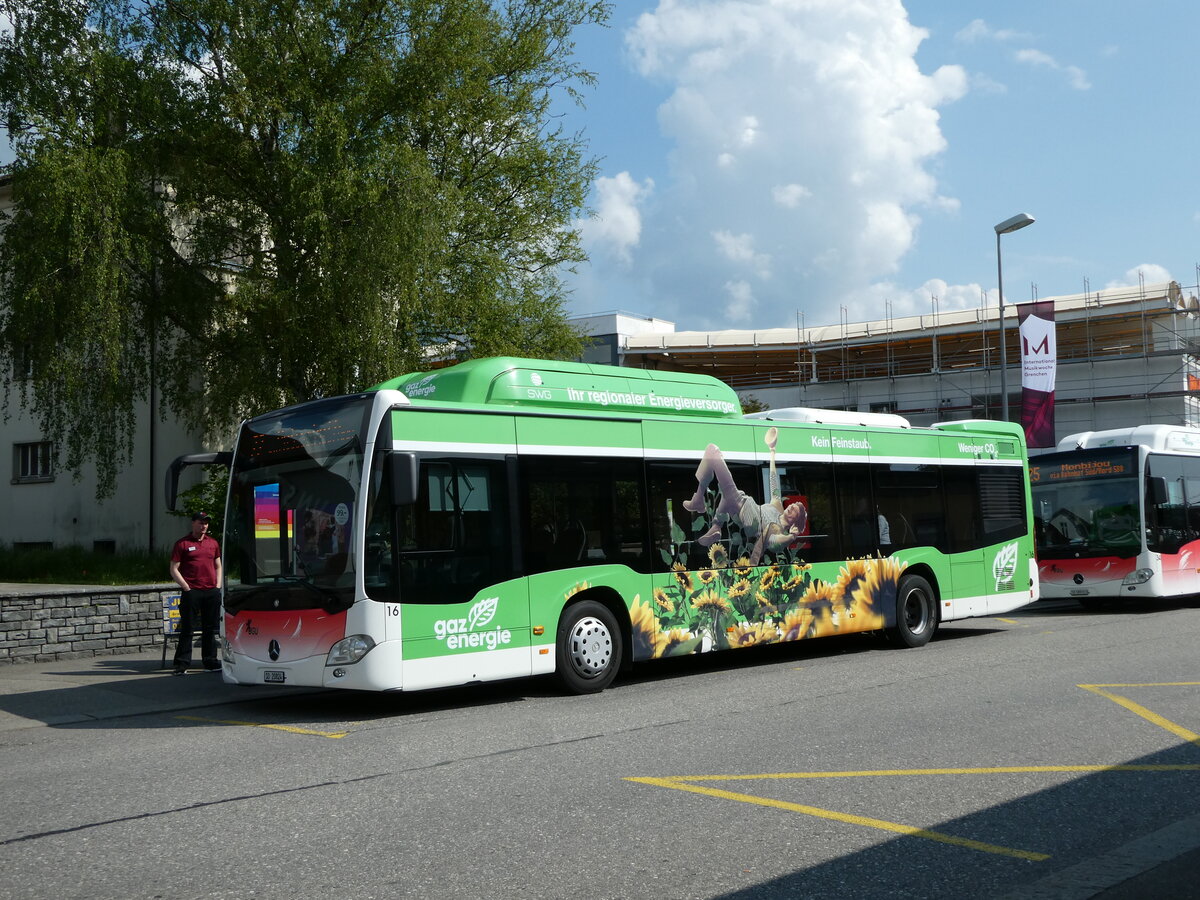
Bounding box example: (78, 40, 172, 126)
(1, 598, 1198, 900)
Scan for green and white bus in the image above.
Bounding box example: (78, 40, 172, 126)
(183, 357, 1037, 694)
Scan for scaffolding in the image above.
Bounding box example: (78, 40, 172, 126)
(622, 281, 1200, 433)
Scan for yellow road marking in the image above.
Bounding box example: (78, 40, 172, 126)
(660, 765, 1200, 780)
(1078, 683, 1200, 746)
(176, 715, 348, 738)
(626, 775, 1049, 861)
(628, 762, 1200, 861)
(1083, 682, 1200, 687)
(996, 617, 1021, 624)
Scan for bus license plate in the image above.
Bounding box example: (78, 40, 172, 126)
(263, 670, 286, 683)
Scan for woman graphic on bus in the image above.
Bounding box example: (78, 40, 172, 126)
(683, 426, 807, 564)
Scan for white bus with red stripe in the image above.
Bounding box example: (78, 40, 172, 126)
(1032, 425, 1200, 607)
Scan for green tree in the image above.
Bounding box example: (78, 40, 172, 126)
(0, 0, 606, 496)
(739, 393, 769, 414)
(168, 464, 229, 538)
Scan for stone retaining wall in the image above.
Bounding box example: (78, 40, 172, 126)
(0, 584, 178, 664)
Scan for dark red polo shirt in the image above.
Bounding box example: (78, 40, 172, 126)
(171, 533, 221, 590)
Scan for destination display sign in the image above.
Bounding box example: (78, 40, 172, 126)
(1030, 448, 1137, 484)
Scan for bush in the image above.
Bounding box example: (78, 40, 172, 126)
(0, 544, 168, 585)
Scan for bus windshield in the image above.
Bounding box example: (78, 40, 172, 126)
(1032, 448, 1141, 558)
(224, 395, 373, 613)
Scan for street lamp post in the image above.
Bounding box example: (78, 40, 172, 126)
(994, 213, 1035, 420)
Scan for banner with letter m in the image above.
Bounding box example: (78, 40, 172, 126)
(1018, 300, 1056, 448)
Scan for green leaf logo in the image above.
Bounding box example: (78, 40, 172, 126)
(993, 542, 1018, 591)
(469, 596, 499, 629)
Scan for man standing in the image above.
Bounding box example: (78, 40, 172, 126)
(169, 512, 223, 675)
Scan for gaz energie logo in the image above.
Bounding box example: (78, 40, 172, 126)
(433, 597, 512, 651)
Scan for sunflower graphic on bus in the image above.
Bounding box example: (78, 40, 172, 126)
(626, 550, 898, 660)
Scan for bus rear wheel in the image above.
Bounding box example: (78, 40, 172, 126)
(886, 574, 937, 648)
(556, 600, 622, 694)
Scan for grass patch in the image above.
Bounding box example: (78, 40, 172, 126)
(0, 544, 169, 585)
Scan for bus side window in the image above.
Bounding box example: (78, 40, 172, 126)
(942, 467, 981, 552)
(1183, 457, 1200, 545)
(1147, 455, 1189, 553)
(395, 459, 512, 604)
(873, 462, 944, 550)
(835, 463, 876, 557)
(776, 462, 838, 563)
(646, 459, 762, 569)
(521, 457, 648, 575)
(978, 466, 1027, 544)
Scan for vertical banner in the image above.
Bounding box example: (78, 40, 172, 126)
(1018, 300, 1056, 448)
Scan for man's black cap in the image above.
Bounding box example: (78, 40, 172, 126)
(191, 512, 211, 522)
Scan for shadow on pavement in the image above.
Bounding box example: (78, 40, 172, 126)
(0, 618, 1015, 731)
(702, 741, 1200, 900)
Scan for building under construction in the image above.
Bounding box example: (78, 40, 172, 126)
(575, 280, 1200, 451)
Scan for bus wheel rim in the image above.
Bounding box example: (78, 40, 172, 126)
(568, 616, 613, 677)
(903, 589, 928, 633)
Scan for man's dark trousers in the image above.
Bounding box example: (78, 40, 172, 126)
(174, 588, 221, 670)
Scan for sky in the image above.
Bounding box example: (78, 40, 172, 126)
(3, 1, 1196, 335)
(558, 0, 1200, 332)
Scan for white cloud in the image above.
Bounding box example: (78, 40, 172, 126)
(736, 115, 759, 147)
(724, 279, 756, 323)
(1106, 265, 1174, 289)
(609, 0, 967, 329)
(1014, 48, 1054, 67)
(772, 183, 812, 208)
(1015, 48, 1091, 90)
(954, 19, 1033, 44)
(932, 195, 961, 214)
(712, 230, 771, 278)
(840, 278, 992, 324)
(969, 72, 1008, 95)
(954, 19, 990, 43)
(1064, 66, 1091, 91)
(577, 171, 654, 266)
(953, 20, 1088, 94)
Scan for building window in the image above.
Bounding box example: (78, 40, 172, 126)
(13, 541, 52, 552)
(13, 441, 54, 483)
(12, 345, 35, 381)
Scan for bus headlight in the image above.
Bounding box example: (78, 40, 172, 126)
(221, 636, 234, 663)
(326, 634, 376, 666)
(1122, 569, 1153, 585)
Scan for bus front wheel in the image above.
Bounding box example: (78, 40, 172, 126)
(556, 600, 622, 694)
(886, 574, 937, 648)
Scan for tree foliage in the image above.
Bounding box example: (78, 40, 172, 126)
(739, 394, 769, 414)
(169, 464, 228, 537)
(0, 0, 606, 495)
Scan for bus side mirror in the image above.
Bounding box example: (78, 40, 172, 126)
(1147, 476, 1168, 507)
(390, 452, 419, 506)
(165, 451, 232, 511)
